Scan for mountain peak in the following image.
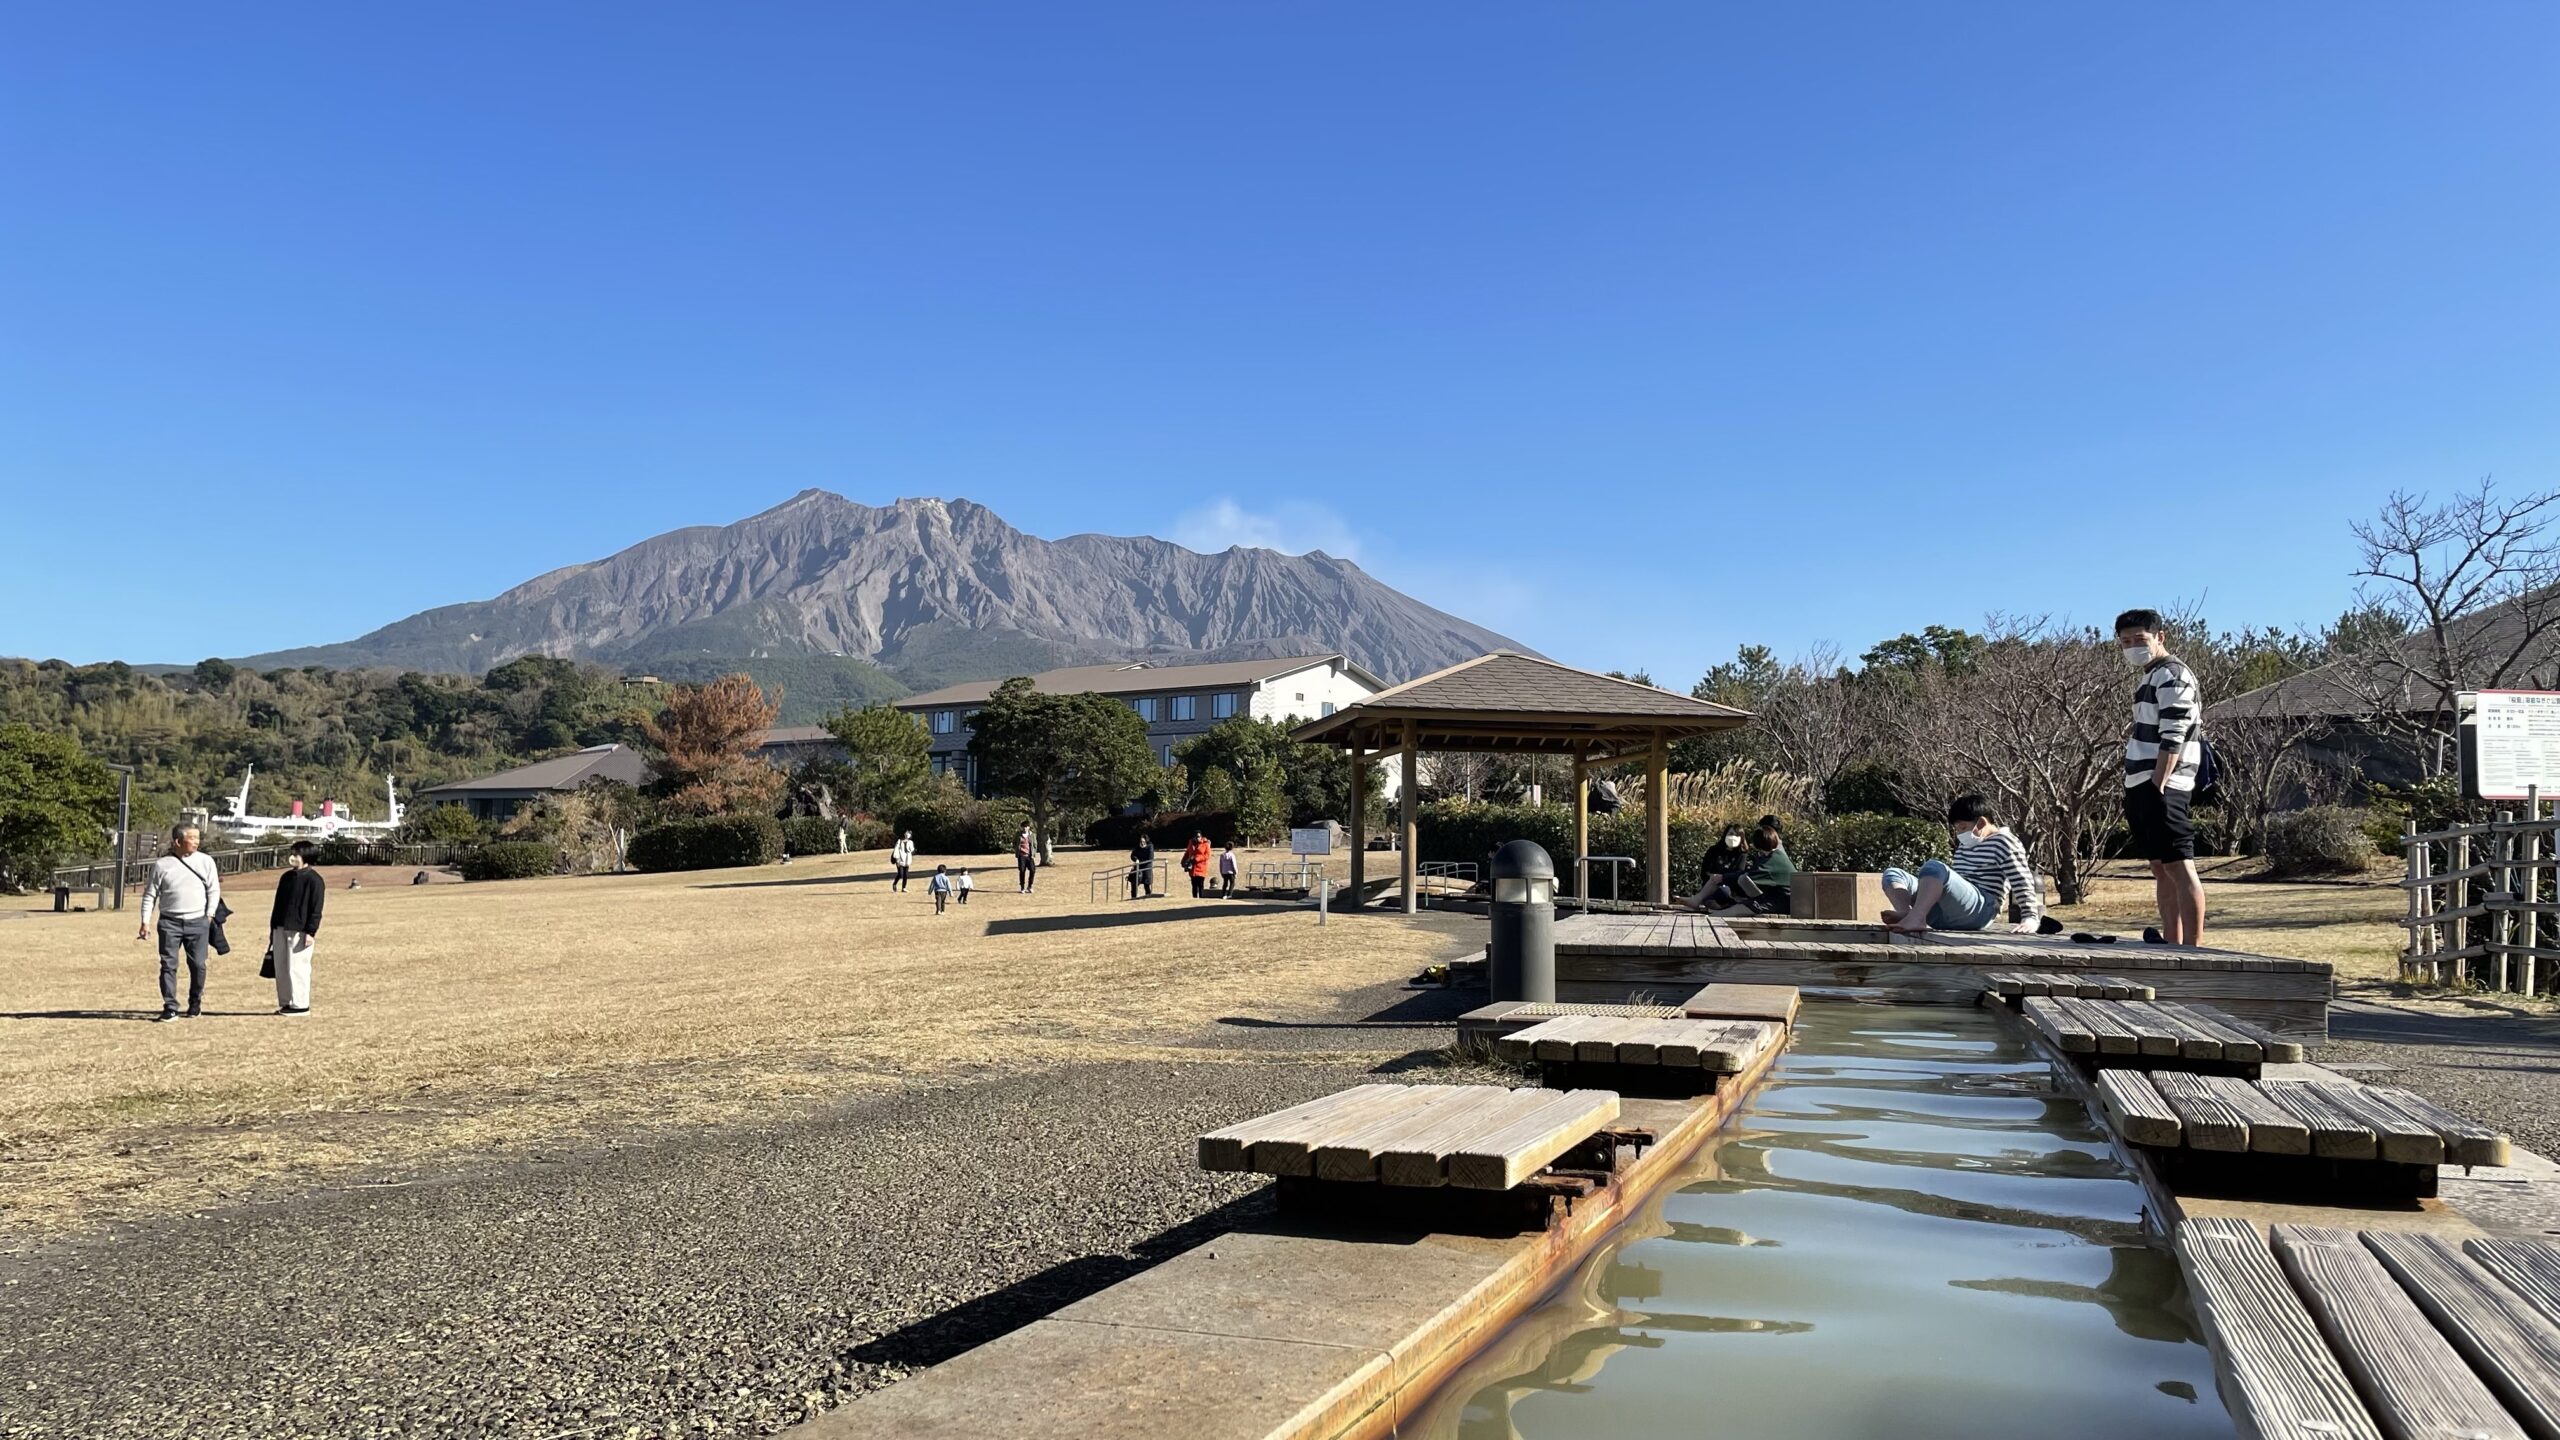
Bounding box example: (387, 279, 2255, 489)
(234, 491, 1528, 682)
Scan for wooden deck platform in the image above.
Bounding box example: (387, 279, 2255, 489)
(2177, 1217, 2560, 1440)
(798, 1030, 1789, 1440)
(1456, 983, 1800, 1046)
(1491, 1016, 1783, 1098)
(1546, 911, 2336, 1040)
(1984, 969, 2156, 1001)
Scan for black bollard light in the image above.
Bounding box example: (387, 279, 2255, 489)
(1488, 839, 1556, 1002)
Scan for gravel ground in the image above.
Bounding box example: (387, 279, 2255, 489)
(0, 981, 1482, 1440)
(2319, 997, 2560, 1162)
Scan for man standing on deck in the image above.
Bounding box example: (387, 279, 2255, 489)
(2117, 608, 2206, 946)
(136, 823, 221, 1021)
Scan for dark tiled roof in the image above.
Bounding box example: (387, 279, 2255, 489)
(897, 654, 1368, 709)
(2217, 586, 2560, 722)
(417, 744, 652, 796)
(1353, 652, 1749, 720)
(757, 725, 836, 746)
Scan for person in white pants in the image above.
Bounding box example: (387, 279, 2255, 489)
(267, 841, 326, 1014)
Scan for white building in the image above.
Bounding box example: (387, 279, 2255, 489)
(894, 654, 1388, 793)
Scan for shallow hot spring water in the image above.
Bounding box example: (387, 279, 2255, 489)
(1404, 1003, 2236, 1439)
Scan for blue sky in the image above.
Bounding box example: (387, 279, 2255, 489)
(5, 4, 2555, 683)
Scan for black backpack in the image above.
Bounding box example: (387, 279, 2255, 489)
(2191, 736, 2224, 807)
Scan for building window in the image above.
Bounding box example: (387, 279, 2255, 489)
(1132, 697, 1157, 722)
(1163, 744, 1177, 766)
(1320, 701, 1336, 717)
(1212, 691, 1238, 719)
(1169, 694, 1195, 721)
(932, 710, 954, 735)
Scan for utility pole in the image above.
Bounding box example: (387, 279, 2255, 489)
(105, 763, 135, 910)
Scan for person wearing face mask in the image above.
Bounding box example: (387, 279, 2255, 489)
(2115, 608, 2206, 945)
(1879, 795, 2043, 934)
(1690, 822, 1796, 914)
(1690, 824, 1751, 908)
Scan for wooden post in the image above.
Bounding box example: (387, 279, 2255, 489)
(2401, 818, 2422, 982)
(2414, 830, 2435, 984)
(2454, 826, 2472, 988)
(1399, 718, 1419, 917)
(2528, 788, 2545, 997)
(1348, 745, 1366, 907)
(1572, 753, 1590, 910)
(1646, 730, 1670, 905)
(2495, 811, 2515, 993)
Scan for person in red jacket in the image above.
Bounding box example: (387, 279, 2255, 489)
(1183, 833, 1213, 898)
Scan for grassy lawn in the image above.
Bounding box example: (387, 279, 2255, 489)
(0, 845, 1474, 1244)
(2052, 869, 2407, 988)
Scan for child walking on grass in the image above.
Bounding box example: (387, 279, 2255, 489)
(928, 864, 952, 914)
(955, 867, 974, 906)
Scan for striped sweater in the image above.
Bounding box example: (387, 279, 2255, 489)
(2125, 655, 2203, 792)
(1950, 829, 2042, 926)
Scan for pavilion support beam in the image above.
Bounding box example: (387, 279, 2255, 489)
(1400, 718, 1420, 916)
(1348, 748, 1366, 906)
(1572, 753, 1590, 906)
(1646, 730, 1670, 905)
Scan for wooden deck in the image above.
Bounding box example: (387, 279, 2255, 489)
(2021, 995, 2306, 1074)
(1550, 911, 2335, 1040)
(1198, 1083, 1622, 1196)
(2177, 1218, 2560, 1440)
(1984, 969, 2156, 1001)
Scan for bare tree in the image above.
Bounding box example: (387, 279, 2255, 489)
(1873, 617, 2126, 905)
(1757, 645, 1867, 810)
(2346, 480, 2560, 773)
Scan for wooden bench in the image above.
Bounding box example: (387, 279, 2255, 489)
(2021, 994, 2304, 1077)
(1198, 1082, 1627, 1229)
(2095, 1069, 2511, 1201)
(1983, 970, 2156, 1002)
(1494, 1016, 1784, 1097)
(2176, 1217, 2560, 1440)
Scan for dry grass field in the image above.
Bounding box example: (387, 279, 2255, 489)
(0, 845, 1475, 1244)
(2055, 868, 2407, 986)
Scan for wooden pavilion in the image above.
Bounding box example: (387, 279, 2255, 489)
(1289, 652, 1753, 912)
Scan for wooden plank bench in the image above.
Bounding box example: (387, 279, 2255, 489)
(1985, 969, 2157, 1002)
(1197, 1082, 1626, 1230)
(2180, 1220, 2560, 1440)
(2020, 994, 2303, 1078)
(1495, 1016, 1784, 1097)
(2099, 1070, 2510, 1202)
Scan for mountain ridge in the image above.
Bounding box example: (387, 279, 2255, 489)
(236, 490, 1527, 685)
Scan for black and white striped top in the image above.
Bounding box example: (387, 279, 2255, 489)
(2125, 655, 2203, 792)
(1951, 829, 2042, 925)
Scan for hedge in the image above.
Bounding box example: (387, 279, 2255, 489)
(456, 840, 563, 881)
(895, 794, 1031, 855)
(2264, 806, 2377, 876)
(1793, 813, 1946, 874)
(781, 816, 847, 856)
(1085, 808, 1239, 852)
(628, 814, 783, 872)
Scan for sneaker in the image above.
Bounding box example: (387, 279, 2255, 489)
(277, 1006, 310, 1016)
(184, 1008, 202, 1018)
(2143, 926, 2166, 945)
(153, 1010, 182, 1023)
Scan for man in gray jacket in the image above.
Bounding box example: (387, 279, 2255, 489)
(136, 824, 221, 1021)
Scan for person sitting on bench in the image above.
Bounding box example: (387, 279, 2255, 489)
(1880, 794, 2044, 934)
(1689, 822, 1794, 914)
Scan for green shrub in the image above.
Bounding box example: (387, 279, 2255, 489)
(845, 816, 893, 850)
(896, 792, 1031, 854)
(780, 816, 848, 855)
(2263, 806, 2378, 876)
(1794, 812, 1946, 873)
(628, 814, 783, 872)
(457, 840, 563, 881)
(1414, 801, 1729, 900)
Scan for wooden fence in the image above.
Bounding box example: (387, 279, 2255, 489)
(2401, 789, 2560, 993)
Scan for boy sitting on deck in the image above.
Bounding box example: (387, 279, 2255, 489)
(1880, 795, 2044, 935)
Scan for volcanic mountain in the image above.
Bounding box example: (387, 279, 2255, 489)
(240, 490, 1526, 687)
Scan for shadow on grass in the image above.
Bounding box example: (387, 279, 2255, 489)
(842, 1191, 1273, 1373)
(981, 903, 1297, 936)
(1212, 989, 1478, 1032)
(4, 1008, 169, 1022)
(692, 871, 889, 891)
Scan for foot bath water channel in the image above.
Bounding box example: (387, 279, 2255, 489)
(1404, 1002, 2236, 1439)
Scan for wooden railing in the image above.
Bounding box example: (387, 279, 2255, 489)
(2401, 791, 2560, 993)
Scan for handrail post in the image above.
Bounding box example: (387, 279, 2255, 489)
(2495, 811, 2515, 993)
(2454, 824, 2473, 988)
(2530, 787, 2547, 997)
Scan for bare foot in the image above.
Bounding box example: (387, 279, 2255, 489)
(1886, 917, 1930, 935)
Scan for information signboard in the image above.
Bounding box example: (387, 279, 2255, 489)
(2462, 690, 2560, 801)
(1290, 825, 1335, 856)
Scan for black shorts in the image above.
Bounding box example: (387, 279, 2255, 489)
(2124, 783, 2195, 862)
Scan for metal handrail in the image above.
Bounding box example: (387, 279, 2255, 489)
(1576, 854, 1636, 912)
